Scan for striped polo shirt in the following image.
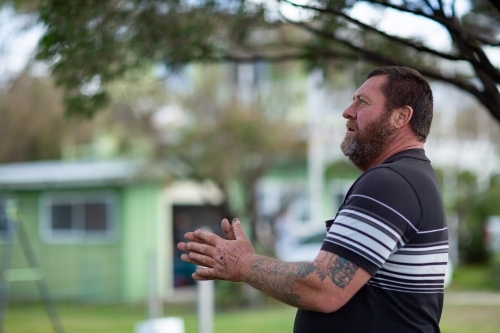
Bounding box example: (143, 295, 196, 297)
(294, 149, 448, 333)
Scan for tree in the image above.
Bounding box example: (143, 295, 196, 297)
(26, 0, 500, 123)
(156, 64, 307, 250)
(0, 64, 164, 163)
(0, 67, 84, 162)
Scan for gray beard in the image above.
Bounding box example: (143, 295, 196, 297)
(341, 116, 395, 171)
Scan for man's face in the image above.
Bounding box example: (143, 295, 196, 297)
(340, 75, 396, 170)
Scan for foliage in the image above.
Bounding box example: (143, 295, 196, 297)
(0, 66, 163, 163)
(24, 0, 500, 123)
(0, 0, 38, 12)
(458, 176, 500, 264)
(325, 160, 361, 180)
(161, 65, 307, 245)
(0, 68, 86, 162)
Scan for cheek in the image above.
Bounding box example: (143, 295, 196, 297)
(356, 115, 371, 131)
(357, 110, 382, 131)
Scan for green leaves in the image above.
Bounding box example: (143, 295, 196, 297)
(29, 0, 500, 121)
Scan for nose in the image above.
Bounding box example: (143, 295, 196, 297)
(342, 103, 356, 120)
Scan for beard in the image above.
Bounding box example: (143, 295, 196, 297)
(341, 112, 396, 171)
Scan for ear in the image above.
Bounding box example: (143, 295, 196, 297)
(391, 106, 413, 129)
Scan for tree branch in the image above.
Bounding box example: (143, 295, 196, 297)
(357, 0, 500, 80)
(362, 0, 500, 47)
(179, 42, 500, 123)
(420, 0, 436, 13)
(487, 0, 500, 13)
(280, 2, 463, 61)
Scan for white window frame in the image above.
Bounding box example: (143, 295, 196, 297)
(40, 191, 118, 244)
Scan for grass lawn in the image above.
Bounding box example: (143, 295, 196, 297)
(4, 264, 499, 332)
(441, 304, 500, 333)
(4, 301, 500, 333)
(448, 264, 499, 291)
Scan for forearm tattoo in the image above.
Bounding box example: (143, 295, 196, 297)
(244, 254, 358, 307)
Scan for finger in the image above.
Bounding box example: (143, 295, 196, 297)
(195, 266, 218, 279)
(231, 218, 248, 241)
(178, 241, 210, 252)
(177, 242, 188, 251)
(180, 253, 205, 267)
(192, 272, 215, 281)
(178, 240, 212, 252)
(184, 232, 213, 248)
(184, 232, 197, 244)
(191, 273, 215, 281)
(221, 219, 236, 240)
(193, 229, 222, 246)
(184, 232, 206, 243)
(188, 252, 216, 267)
(187, 240, 216, 257)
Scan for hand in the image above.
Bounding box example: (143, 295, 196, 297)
(177, 218, 236, 267)
(177, 218, 255, 282)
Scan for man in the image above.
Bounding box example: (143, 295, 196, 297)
(178, 66, 448, 333)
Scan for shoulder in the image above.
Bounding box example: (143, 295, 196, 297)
(344, 165, 422, 231)
(351, 165, 416, 201)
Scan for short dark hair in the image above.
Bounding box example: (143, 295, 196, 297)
(367, 66, 433, 142)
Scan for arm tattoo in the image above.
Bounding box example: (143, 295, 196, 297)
(244, 254, 359, 308)
(324, 256, 359, 289)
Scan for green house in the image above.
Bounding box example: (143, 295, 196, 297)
(0, 160, 224, 303)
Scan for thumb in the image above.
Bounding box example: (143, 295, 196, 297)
(231, 219, 247, 240)
(221, 218, 236, 240)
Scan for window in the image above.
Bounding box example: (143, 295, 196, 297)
(41, 192, 117, 243)
(0, 198, 15, 242)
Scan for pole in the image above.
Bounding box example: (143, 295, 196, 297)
(307, 68, 325, 225)
(148, 253, 162, 319)
(197, 280, 214, 333)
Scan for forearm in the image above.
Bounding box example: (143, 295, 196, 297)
(241, 254, 357, 312)
(178, 221, 369, 312)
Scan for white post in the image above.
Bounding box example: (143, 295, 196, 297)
(197, 280, 214, 333)
(307, 68, 325, 225)
(148, 254, 162, 319)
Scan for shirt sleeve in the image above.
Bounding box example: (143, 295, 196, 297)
(321, 167, 421, 275)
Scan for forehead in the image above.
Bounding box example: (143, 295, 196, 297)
(354, 75, 387, 101)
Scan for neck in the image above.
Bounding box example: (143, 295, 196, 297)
(362, 130, 424, 171)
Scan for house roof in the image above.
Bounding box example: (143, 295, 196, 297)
(0, 159, 146, 190)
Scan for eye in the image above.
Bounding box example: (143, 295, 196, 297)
(359, 99, 367, 105)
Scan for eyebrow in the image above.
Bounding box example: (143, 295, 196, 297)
(353, 93, 368, 101)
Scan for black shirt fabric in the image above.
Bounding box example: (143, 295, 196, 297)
(294, 149, 448, 333)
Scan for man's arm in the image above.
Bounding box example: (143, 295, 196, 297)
(178, 219, 371, 313)
(242, 250, 371, 312)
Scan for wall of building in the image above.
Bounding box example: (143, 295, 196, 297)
(2, 188, 122, 302)
(120, 184, 162, 303)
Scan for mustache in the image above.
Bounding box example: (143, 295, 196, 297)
(346, 120, 358, 131)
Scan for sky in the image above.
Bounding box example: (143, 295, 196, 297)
(0, 5, 44, 85)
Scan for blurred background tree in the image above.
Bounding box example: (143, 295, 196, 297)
(5, 0, 494, 124)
